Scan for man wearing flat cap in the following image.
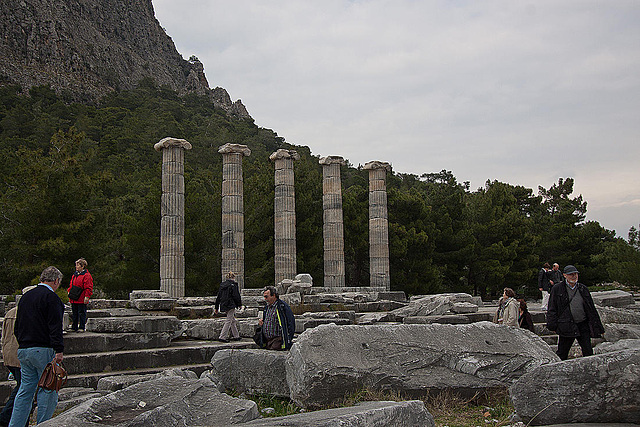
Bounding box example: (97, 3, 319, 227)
(546, 265, 604, 360)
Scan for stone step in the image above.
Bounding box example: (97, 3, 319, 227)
(0, 363, 213, 403)
(64, 331, 172, 354)
(0, 339, 255, 380)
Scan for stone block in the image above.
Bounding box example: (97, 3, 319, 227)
(171, 305, 214, 318)
(175, 297, 217, 306)
(130, 290, 171, 300)
(295, 317, 352, 334)
(603, 323, 640, 342)
(597, 306, 640, 324)
(356, 312, 397, 324)
(595, 339, 640, 354)
(392, 293, 473, 321)
(510, 349, 640, 425)
(294, 273, 313, 285)
(132, 298, 176, 311)
(286, 322, 558, 408)
(97, 368, 197, 391)
(238, 400, 434, 426)
(354, 300, 407, 312)
(87, 299, 129, 309)
(470, 296, 484, 307)
(287, 282, 312, 295)
(63, 332, 172, 354)
(403, 315, 471, 325)
(591, 290, 635, 307)
(281, 292, 301, 307)
(210, 349, 289, 397)
(375, 291, 407, 302)
(182, 318, 258, 340)
(450, 302, 479, 314)
(40, 376, 260, 426)
(86, 316, 183, 334)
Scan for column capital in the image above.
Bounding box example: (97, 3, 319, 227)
(363, 161, 391, 172)
(319, 156, 345, 166)
(218, 143, 251, 156)
(154, 137, 192, 151)
(270, 149, 300, 162)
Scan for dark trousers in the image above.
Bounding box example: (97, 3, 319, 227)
(0, 366, 20, 425)
(71, 303, 87, 331)
(265, 336, 283, 350)
(556, 320, 593, 360)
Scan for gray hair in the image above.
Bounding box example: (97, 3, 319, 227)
(264, 286, 279, 298)
(40, 266, 63, 283)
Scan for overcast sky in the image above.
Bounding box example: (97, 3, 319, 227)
(152, 1, 639, 238)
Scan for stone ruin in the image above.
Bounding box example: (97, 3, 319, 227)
(0, 285, 637, 425)
(0, 137, 638, 424)
(155, 138, 393, 296)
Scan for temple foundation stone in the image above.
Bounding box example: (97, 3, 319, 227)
(219, 143, 251, 289)
(319, 156, 346, 289)
(154, 137, 192, 297)
(270, 149, 300, 285)
(364, 161, 392, 290)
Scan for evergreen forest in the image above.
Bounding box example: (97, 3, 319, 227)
(1, 81, 639, 299)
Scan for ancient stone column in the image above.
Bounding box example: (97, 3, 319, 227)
(154, 137, 192, 298)
(270, 149, 300, 285)
(219, 143, 251, 289)
(319, 156, 346, 289)
(364, 161, 392, 290)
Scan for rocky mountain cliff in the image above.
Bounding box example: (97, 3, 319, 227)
(0, 0, 250, 118)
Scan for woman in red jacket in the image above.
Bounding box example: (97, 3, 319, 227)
(68, 258, 93, 332)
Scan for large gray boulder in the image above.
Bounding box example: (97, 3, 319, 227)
(286, 322, 558, 408)
(238, 400, 434, 426)
(510, 349, 640, 425)
(40, 376, 260, 426)
(210, 349, 290, 398)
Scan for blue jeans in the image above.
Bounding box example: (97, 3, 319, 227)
(9, 348, 58, 426)
(71, 303, 87, 330)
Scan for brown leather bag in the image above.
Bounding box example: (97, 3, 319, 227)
(37, 360, 67, 392)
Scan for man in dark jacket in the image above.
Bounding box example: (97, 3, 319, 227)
(549, 263, 564, 286)
(9, 266, 65, 427)
(259, 286, 295, 350)
(214, 272, 242, 342)
(546, 265, 604, 360)
(538, 262, 551, 311)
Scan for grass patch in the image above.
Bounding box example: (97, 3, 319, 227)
(245, 393, 303, 417)
(342, 387, 514, 427)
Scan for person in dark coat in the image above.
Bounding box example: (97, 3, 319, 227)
(258, 286, 295, 350)
(518, 299, 535, 332)
(546, 265, 605, 360)
(538, 262, 551, 311)
(214, 272, 242, 342)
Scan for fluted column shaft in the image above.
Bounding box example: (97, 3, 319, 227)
(219, 143, 251, 289)
(154, 137, 192, 298)
(319, 156, 346, 289)
(271, 149, 300, 285)
(364, 161, 392, 290)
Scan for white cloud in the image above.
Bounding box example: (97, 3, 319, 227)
(153, 0, 640, 237)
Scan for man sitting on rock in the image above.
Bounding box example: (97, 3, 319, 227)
(546, 264, 604, 360)
(258, 286, 295, 350)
